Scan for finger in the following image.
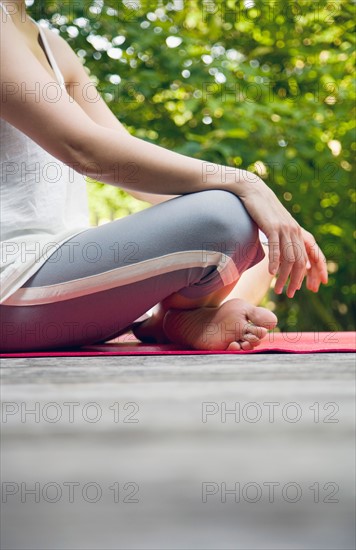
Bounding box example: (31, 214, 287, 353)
(313, 246, 328, 284)
(267, 233, 280, 275)
(274, 235, 295, 294)
(306, 263, 324, 292)
(306, 251, 328, 290)
(303, 233, 328, 284)
(294, 264, 307, 292)
(286, 241, 308, 298)
(306, 269, 319, 292)
(287, 261, 307, 297)
(274, 260, 293, 295)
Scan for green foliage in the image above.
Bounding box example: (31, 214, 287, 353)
(28, 0, 355, 331)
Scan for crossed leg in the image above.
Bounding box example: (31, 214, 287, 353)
(1, 190, 277, 352)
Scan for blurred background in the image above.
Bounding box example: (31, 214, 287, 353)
(28, 0, 355, 332)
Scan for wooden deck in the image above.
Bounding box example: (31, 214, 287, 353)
(1, 353, 355, 549)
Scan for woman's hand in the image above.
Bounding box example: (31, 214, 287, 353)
(235, 174, 328, 298)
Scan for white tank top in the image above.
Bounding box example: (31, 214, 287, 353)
(0, 4, 91, 304)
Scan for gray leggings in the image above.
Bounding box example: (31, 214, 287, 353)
(0, 191, 264, 351)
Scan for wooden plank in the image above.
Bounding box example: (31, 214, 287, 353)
(1, 354, 355, 549)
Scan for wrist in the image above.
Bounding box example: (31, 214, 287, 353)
(229, 168, 265, 198)
(199, 162, 266, 197)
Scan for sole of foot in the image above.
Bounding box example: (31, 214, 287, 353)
(163, 298, 278, 351)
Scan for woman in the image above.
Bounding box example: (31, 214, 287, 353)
(0, 1, 328, 352)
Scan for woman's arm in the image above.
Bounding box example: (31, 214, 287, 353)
(0, 18, 281, 204)
(1, 18, 204, 192)
(41, 27, 178, 206)
(0, 15, 327, 297)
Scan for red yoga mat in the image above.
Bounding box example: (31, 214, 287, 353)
(0, 332, 355, 357)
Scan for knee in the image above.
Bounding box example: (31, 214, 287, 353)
(191, 190, 259, 248)
(186, 190, 264, 272)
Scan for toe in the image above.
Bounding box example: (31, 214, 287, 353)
(241, 333, 264, 349)
(243, 324, 267, 340)
(240, 340, 254, 351)
(246, 305, 278, 330)
(226, 341, 241, 351)
(242, 333, 261, 344)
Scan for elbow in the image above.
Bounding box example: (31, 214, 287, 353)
(60, 132, 94, 177)
(58, 125, 130, 184)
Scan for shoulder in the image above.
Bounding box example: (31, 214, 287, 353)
(41, 26, 71, 53)
(41, 26, 86, 82)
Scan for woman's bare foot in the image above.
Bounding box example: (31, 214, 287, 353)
(162, 299, 277, 350)
(132, 307, 169, 344)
